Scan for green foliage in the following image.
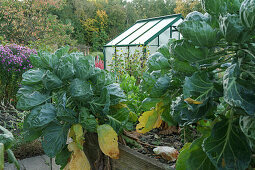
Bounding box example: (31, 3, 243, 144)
(16, 46, 132, 168)
(138, 1, 255, 169)
(110, 46, 149, 83)
(0, 0, 76, 51)
(0, 126, 19, 169)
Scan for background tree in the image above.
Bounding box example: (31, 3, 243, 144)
(174, 0, 202, 17)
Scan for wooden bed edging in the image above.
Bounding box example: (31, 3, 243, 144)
(84, 133, 175, 170)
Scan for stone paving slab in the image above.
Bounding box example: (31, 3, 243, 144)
(4, 155, 60, 170)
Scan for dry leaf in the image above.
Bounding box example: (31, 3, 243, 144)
(97, 124, 119, 159)
(153, 146, 179, 161)
(64, 142, 91, 170)
(184, 98, 203, 104)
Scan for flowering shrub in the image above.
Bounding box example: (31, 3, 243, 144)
(95, 56, 104, 69)
(0, 44, 36, 100)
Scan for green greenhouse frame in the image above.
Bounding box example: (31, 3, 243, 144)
(103, 14, 183, 70)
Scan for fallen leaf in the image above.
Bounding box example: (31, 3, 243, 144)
(153, 146, 179, 161)
(97, 124, 119, 159)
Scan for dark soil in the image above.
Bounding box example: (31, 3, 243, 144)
(1, 100, 44, 161)
(123, 127, 184, 166)
(4, 139, 44, 162)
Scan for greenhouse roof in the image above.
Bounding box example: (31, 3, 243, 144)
(104, 14, 183, 47)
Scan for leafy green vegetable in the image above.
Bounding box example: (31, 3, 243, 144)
(240, 0, 255, 29)
(16, 47, 129, 167)
(178, 20, 219, 47)
(203, 118, 251, 170)
(223, 64, 255, 115)
(42, 122, 69, 157)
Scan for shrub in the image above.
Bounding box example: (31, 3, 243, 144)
(0, 44, 36, 100)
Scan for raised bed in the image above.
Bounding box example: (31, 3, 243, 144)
(84, 133, 175, 170)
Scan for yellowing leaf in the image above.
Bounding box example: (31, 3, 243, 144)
(69, 124, 84, 147)
(64, 142, 91, 170)
(136, 109, 162, 134)
(184, 98, 203, 104)
(97, 124, 119, 159)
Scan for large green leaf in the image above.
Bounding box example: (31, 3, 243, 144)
(147, 52, 170, 72)
(176, 137, 215, 170)
(183, 72, 222, 102)
(25, 103, 56, 129)
(16, 91, 49, 110)
(186, 11, 209, 22)
(201, 0, 241, 16)
(203, 118, 251, 170)
(21, 69, 45, 85)
(223, 64, 255, 115)
(220, 13, 249, 43)
(240, 0, 255, 29)
(54, 46, 70, 58)
(42, 70, 62, 90)
(178, 20, 218, 47)
(69, 78, 93, 101)
(150, 75, 171, 98)
(74, 56, 95, 80)
(239, 116, 255, 149)
(171, 40, 209, 64)
(108, 105, 130, 134)
(56, 61, 75, 80)
(42, 122, 69, 157)
(140, 98, 161, 111)
(79, 107, 98, 133)
(100, 83, 126, 114)
(57, 108, 78, 124)
(90, 68, 114, 93)
(55, 146, 71, 169)
(176, 143, 192, 170)
(157, 44, 170, 59)
(171, 96, 214, 125)
(0, 126, 14, 150)
(171, 58, 197, 75)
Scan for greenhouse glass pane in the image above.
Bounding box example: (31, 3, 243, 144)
(133, 17, 176, 44)
(172, 18, 183, 27)
(172, 31, 180, 40)
(159, 28, 170, 44)
(106, 22, 146, 46)
(149, 37, 158, 46)
(105, 47, 115, 70)
(118, 19, 161, 45)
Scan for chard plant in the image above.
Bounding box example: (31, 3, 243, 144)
(137, 0, 255, 169)
(16, 47, 134, 169)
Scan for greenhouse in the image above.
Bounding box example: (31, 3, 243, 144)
(103, 14, 183, 70)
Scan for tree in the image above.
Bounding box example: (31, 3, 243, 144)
(0, 0, 76, 50)
(174, 0, 202, 17)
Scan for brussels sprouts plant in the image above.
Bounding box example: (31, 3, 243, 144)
(16, 47, 134, 169)
(137, 0, 255, 169)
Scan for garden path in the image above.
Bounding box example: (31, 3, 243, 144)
(4, 155, 60, 170)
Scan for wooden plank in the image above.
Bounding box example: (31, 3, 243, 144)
(111, 145, 174, 170)
(83, 133, 175, 170)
